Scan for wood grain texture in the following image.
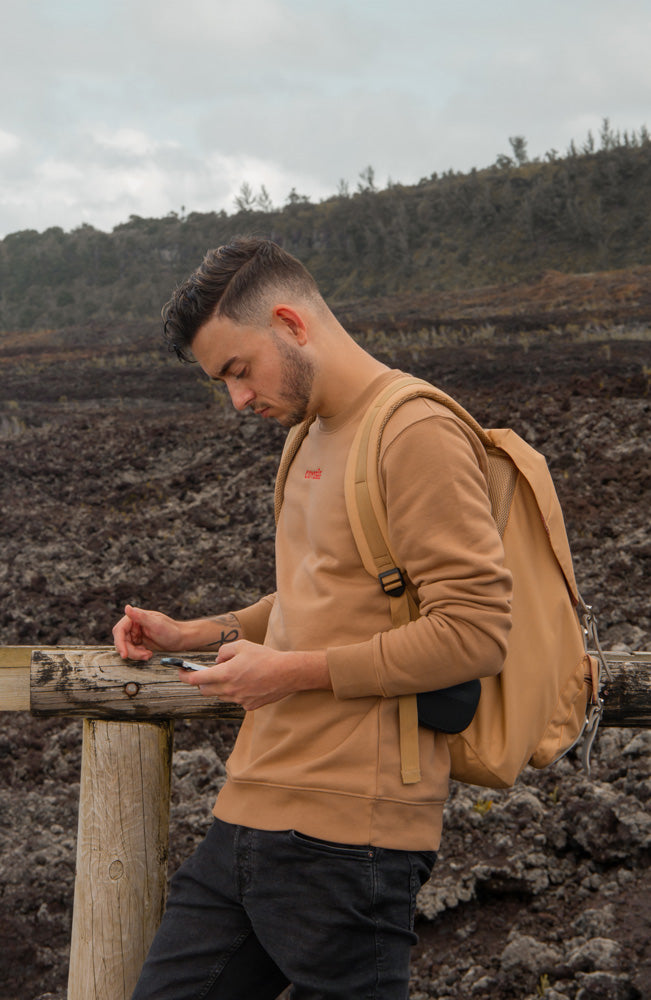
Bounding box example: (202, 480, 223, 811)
(24, 646, 651, 727)
(598, 651, 651, 727)
(0, 646, 649, 726)
(29, 647, 244, 720)
(67, 718, 174, 1000)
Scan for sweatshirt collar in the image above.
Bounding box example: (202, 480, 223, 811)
(316, 369, 404, 434)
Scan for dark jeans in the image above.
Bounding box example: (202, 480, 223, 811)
(131, 817, 436, 1000)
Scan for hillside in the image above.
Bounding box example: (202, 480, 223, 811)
(1, 135, 650, 332)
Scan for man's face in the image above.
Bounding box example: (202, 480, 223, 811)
(191, 313, 315, 428)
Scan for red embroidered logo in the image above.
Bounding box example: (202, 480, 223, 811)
(304, 468, 322, 480)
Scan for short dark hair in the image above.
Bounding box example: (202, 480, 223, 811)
(162, 236, 321, 362)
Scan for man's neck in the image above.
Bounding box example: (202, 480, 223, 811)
(311, 339, 390, 419)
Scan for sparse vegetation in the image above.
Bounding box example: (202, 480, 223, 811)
(1, 122, 650, 332)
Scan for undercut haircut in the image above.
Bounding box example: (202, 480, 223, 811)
(162, 237, 321, 363)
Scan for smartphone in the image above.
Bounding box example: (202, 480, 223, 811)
(160, 656, 208, 672)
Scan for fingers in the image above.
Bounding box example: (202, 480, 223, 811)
(113, 626, 153, 661)
(178, 664, 218, 686)
(178, 663, 225, 701)
(215, 640, 243, 663)
(124, 641, 153, 662)
(124, 604, 144, 629)
(112, 605, 154, 661)
(112, 615, 130, 659)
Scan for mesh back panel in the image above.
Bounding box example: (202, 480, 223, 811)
(486, 449, 518, 538)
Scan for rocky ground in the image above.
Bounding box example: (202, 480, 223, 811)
(0, 301, 649, 999)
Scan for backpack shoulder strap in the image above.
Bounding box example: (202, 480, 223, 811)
(343, 375, 494, 785)
(345, 375, 491, 580)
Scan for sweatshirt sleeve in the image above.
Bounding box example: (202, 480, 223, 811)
(233, 593, 276, 644)
(326, 407, 513, 699)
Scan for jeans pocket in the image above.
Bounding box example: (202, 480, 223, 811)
(290, 830, 376, 860)
(408, 850, 437, 929)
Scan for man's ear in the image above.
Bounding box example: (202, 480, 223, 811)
(273, 305, 308, 345)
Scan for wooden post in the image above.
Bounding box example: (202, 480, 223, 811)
(67, 717, 174, 1000)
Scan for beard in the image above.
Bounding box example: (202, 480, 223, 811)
(270, 331, 316, 427)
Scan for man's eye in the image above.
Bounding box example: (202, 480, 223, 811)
(234, 369, 246, 381)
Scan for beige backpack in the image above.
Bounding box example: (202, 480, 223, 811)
(275, 375, 607, 788)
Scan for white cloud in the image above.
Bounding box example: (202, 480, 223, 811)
(0, 0, 649, 237)
(0, 129, 20, 156)
(90, 128, 167, 158)
(0, 126, 331, 236)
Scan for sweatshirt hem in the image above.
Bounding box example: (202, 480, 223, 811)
(213, 778, 446, 852)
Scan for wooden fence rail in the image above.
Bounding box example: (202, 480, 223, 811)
(1, 645, 649, 999)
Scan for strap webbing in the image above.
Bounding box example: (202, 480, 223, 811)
(380, 547, 421, 784)
(398, 695, 421, 783)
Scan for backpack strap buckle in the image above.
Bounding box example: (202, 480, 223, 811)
(378, 567, 407, 597)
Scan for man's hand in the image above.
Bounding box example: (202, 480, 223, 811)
(113, 605, 185, 661)
(178, 640, 331, 710)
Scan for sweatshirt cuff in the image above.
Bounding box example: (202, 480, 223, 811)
(326, 636, 385, 700)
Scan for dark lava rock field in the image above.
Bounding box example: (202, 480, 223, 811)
(0, 307, 649, 1000)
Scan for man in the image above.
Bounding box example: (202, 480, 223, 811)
(113, 237, 512, 1000)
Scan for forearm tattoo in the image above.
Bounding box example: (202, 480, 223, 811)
(206, 612, 241, 650)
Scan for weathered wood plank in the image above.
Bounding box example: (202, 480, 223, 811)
(27, 648, 651, 727)
(0, 646, 649, 726)
(30, 647, 244, 720)
(599, 650, 651, 727)
(67, 718, 173, 1000)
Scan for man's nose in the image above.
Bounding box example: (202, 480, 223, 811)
(228, 382, 255, 411)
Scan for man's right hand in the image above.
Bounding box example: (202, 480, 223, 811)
(112, 604, 185, 661)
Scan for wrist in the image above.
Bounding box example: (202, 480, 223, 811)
(172, 618, 197, 650)
(292, 649, 331, 692)
(185, 614, 242, 651)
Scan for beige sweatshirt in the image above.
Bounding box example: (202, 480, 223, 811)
(214, 371, 512, 850)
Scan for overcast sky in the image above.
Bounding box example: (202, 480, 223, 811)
(1, 0, 649, 239)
